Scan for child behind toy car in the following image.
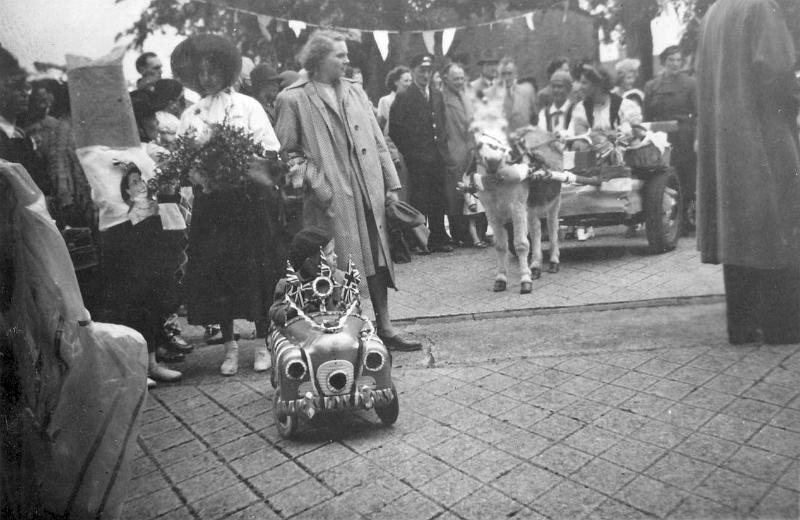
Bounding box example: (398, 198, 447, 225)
(268, 227, 346, 328)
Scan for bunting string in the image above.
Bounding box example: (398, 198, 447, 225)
(191, 0, 552, 35)
(188, 0, 585, 61)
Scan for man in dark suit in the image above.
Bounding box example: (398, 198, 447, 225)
(389, 54, 453, 252)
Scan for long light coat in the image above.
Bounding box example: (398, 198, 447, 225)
(275, 77, 401, 286)
(696, 0, 800, 268)
(442, 86, 474, 215)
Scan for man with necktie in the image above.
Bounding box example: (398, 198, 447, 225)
(389, 54, 453, 252)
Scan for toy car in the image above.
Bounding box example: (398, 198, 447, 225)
(268, 261, 398, 439)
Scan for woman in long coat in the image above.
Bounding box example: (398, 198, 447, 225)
(275, 30, 421, 351)
(696, 0, 800, 345)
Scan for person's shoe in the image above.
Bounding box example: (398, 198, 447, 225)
(254, 347, 271, 372)
(220, 342, 239, 376)
(473, 240, 488, 249)
(576, 227, 595, 241)
(147, 377, 157, 389)
(378, 333, 422, 352)
(166, 334, 193, 354)
(156, 346, 185, 363)
(149, 363, 182, 383)
(431, 243, 454, 253)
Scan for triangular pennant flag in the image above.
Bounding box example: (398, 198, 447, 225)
(524, 12, 535, 31)
(257, 15, 273, 42)
(373, 31, 390, 61)
(441, 28, 456, 55)
(346, 29, 362, 43)
(422, 31, 436, 55)
(288, 20, 307, 38)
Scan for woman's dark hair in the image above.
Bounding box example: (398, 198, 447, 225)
(171, 35, 241, 95)
(581, 64, 614, 92)
(659, 45, 683, 65)
(119, 163, 143, 204)
(384, 65, 411, 91)
(152, 79, 183, 111)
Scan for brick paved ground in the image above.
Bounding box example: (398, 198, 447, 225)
(121, 234, 800, 519)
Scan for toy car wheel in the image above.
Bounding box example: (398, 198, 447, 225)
(272, 391, 297, 439)
(375, 385, 399, 426)
(644, 168, 682, 254)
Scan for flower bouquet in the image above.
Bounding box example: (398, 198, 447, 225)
(149, 117, 287, 193)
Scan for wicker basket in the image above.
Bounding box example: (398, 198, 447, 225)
(624, 143, 671, 168)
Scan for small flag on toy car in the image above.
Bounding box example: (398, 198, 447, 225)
(341, 258, 362, 307)
(284, 260, 304, 308)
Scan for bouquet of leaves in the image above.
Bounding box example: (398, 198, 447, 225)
(149, 117, 287, 192)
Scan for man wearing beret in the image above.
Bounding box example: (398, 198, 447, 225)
(389, 54, 453, 252)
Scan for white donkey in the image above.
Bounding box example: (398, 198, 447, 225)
(465, 102, 533, 294)
(466, 102, 577, 294)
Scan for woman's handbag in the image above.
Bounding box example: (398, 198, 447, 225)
(384, 199, 425, 231)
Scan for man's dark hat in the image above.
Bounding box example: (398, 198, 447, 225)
(410, 54, 433, 69)
(477, 49, 500, 65)
(250, 64, 280, 89)
(171, 35, 241, 95)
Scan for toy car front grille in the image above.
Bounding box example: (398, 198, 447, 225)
(316, 360, 354, 395)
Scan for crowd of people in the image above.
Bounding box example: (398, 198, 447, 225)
(0, 35, 703, 386)
(2, 0, 798, 393)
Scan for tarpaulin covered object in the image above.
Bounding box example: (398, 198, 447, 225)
(0, 160, 147, 519)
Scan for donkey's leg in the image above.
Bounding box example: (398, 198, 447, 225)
(547, 198, 561, 273)
(527, 207, 544, 279)
(511, 202, 533, 293)
(488, 211, 509, 292)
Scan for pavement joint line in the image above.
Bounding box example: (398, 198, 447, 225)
(150, 390, 288, 519)
(395, 293, 725, 327)
(132, 435, 201, 520)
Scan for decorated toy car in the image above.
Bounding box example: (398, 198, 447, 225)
(267, 258, 398, 439)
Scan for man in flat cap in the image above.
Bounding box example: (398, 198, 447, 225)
(250, 64, 281, 126)
(389, 54, 453, 252)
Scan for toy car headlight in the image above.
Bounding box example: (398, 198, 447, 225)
(364, 351, 385, 371)
(286, 360, 307, 380)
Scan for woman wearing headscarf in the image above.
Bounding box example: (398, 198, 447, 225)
(172, 35, 283, 375)
(644, 45, 697, 232)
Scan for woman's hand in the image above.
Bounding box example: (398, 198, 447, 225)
(245, 157, 276, 188)
(385, 190, 399, 204)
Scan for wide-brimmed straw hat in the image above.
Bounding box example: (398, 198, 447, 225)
(171, 35, 241, 95)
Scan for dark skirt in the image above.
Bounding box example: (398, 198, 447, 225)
(99, 216, 173, 351)
(184, 185, 284, 325)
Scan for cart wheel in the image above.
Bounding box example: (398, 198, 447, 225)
(644, 168, 683, 253)
(375, 385, 399, 426)
(273, 391, 297, 439)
